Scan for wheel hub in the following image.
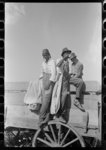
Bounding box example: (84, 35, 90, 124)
(52, 142, 61, 147)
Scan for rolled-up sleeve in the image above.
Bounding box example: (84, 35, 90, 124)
(75, 64, 83, 78)
(49, 60, 57, 82)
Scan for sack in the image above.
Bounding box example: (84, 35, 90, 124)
(42, 73, 51, 90)
(27, 103, 41, 112)
(24, 79, 43, 111)
(50, 74, 63, 114)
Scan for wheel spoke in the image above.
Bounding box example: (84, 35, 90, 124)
(45, 133, 54, 143)
(10, 131, 16, 137)
(60, 128, 70, 146)
(58, 124, 61, 144)
(62, 137, 79, 147)
(49, 124, 57, 142)
(9, 129, 19, 137)
(37, 137, 53, 147)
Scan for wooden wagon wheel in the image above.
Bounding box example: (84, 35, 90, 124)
(32, 121, 86, 147)
(4, 127, 21, 146)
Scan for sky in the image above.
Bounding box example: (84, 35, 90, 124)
(5, 3, 102, 85)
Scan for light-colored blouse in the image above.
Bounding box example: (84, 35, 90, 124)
(40, 58, 57, 82)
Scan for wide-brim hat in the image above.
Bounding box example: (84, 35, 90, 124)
(61, 47, 72, 56)
(70, 52, 77, 59)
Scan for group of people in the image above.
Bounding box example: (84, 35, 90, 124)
(38, 47, 85, 129)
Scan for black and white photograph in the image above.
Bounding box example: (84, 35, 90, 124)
(5, 2, 102, 147)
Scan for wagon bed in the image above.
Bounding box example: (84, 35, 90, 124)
(5, 81, 101, 147)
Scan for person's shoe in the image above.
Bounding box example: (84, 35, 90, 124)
(54, 116, 60, 122)
(74, 99, 85, 112)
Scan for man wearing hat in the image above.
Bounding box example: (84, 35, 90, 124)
(55, 47, 71, 122)
(69, 52, 85, 112)
(38, 49, 57, 128)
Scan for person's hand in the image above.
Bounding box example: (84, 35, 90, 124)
(69, 73, 74, 78)
(44, 80, 55, 91)
(50, 81, 55, 88)
(45, 81, 55, 93)
(63, 54, 69, 60)
(43, 80, 51, 90)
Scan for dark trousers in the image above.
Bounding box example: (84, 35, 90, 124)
(38, 85, 53, 127)
(70, 77, 84, 99)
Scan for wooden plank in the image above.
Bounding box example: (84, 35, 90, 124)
(5, 104, 98, 129)
(5, 90, 101, 107)
(68, 108, 98, 127)
(5, 117, 39, 130)
(5, 92, 26, 106)
(5, 105, 39, 119)
(5, 105, 39, 130)
(5, 81, 101, 92)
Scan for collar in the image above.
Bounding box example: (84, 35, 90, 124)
(72, 59, 78, 65)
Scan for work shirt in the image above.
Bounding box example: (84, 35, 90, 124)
(40, 58, 57, 82)
(71, 60, 83, 78)
(56, 58, 70, 81)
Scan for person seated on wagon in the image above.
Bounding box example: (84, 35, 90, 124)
(38, 49, 57, 128)
(69, 52, 85, 112)
(55, 47, 71, 123)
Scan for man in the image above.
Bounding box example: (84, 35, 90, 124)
(69, 52, 85, 112)
(38, 49, 57, 128)
(56, 47, 71, 122)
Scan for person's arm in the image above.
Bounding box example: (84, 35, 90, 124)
(74, 64, 83, 78)
(56, 55, 69, 68)
(49, 60, 57, 85)
(56, 58, 64, 68)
